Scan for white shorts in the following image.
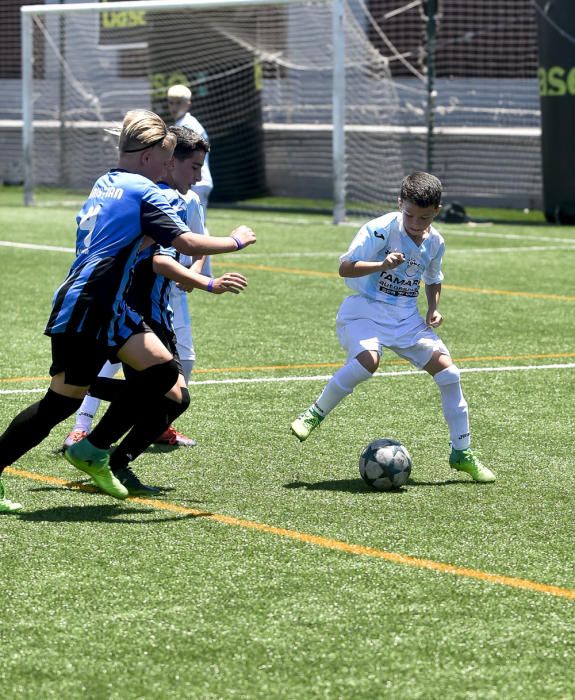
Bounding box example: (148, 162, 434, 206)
(171, 288, 195, 362)
(336, 295, 450, 370)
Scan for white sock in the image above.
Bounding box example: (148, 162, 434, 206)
(73, 361, 120, 433)
(74, 397, 100, 432)
(434, 365, 470, 450)
(180, 359, 194, 385)
(315, 358, 373, 416)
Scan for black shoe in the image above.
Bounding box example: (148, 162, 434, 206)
(114, 466, 161, 496)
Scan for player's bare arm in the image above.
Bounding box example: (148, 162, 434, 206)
(172, 225, 256, 256)
(153, 256, 248, 295)
(180, 271, 248, 295)
(339, 252, 405, 278)
(425, 282, 443, 327)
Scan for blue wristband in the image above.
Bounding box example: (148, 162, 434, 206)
(207, 278, 215, 292)
(230, 235, 244, 250)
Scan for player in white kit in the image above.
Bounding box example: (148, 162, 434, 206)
(166, 84, 214, 438)
(291, 172, 495, 483)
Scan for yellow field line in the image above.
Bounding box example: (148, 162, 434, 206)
(6, 466, 575, 602)
(214, 260, 575, 301)
(443, 284, 575, 302)
(2, 352, 575, 383)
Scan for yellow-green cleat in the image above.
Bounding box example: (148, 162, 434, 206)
(291, 405, 324, 442)
(64, 438, 128, 500)
(450, 447, 496, 483)
(0, 478, 23, 513)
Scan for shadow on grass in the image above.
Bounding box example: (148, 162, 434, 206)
(14, 504, 204, 523)
(284, 476, 476, 492)
(144, 444, 179, 455)
(284, 478, 401, 494)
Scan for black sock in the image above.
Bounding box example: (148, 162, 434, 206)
(88, 360, 180, 450)
(88, 377, 126, 402)
(0, 390, 82, 472)
(110, 391, 190, 473)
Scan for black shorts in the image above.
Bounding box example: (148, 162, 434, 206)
(49, 334, 117, 386)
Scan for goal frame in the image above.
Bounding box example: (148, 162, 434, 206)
(21, 0, 346, 221)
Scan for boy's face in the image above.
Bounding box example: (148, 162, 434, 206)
(171, 150, 206, 194)
(398, 198, 441, 238)
(167, 98, 189, 121)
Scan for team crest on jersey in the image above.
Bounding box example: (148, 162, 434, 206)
(405, 257, 422, 277)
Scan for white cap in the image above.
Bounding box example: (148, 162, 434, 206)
(167, 84, 191, 100)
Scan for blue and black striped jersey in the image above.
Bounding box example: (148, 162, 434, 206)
(124, 183, 185, 333)
(45, 170, 189, 345)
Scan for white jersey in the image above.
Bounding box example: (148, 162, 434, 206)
(177, 191, 205, 269)
(339, 211, 445, 316)
(176, 111, 213, 211)
(170, 191, 206, 363)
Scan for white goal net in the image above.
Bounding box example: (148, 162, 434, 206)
(19, 0, 541, 217)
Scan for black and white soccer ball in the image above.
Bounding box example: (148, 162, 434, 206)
(359, 438, 412, 491)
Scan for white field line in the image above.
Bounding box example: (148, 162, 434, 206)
(235, 245, 574, 257)
(1, 362, 574, 395)
(0, 241, 75, 253)
(443, 229, 575, 244)
(0, 240, 574, 258)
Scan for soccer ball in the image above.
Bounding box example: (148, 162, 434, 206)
(359, 438, 412, 491)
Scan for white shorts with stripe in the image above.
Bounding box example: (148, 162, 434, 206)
(336, 295, 450, 370)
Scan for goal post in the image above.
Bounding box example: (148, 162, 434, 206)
(21, 0, 348, 220)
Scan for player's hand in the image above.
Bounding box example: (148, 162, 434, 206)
(211, 272, 248, 295)
(382, 252, 405, 271)
(230, 225, 256, 249)
(426, 309, 443, 328)
(176, 281, 196, 293)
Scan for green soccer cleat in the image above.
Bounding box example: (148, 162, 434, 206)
(64, 439, 128, 500)
(0, 479, 23, 513)
(291, 405, 324, 442)
(450, 447, 496, 483)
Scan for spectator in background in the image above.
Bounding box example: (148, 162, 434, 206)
(166, 84, 215, 440)
(167, 84, 213, 219)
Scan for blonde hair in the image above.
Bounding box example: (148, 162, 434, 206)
(167, 84, 191, 101)
(118, 109, 175, 154)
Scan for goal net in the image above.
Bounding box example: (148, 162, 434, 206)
(22, 0, 410, 220)
(20, 0, 541, 218)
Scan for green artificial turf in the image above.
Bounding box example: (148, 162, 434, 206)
(0, 189, 574, 699)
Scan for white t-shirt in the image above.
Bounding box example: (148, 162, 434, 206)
(339, 211, 445, 315)
(174, 190, 207, 278)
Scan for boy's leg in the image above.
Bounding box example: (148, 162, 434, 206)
(429, 361, 496, 483)
(64, 331, 179, 498)
(291, 356, 373, 441)
(106, 386, 191, 495)
(0, 389, 84, 469)
(84, 361, 180, 450)
(158, 293, 197, 446)
(63, 361, 122, 448)
(432, 364, 470, 450)
(0, 388, 84, 511)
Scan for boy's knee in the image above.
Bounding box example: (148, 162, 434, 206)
(356, 350, 379, 374)
(140, 359, 180, 396)
(433, 364, 460, 386)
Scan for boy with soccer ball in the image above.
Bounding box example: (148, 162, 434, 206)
(291, 171, 495, 483)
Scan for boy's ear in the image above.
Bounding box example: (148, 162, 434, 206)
(397, 197, 403, 208)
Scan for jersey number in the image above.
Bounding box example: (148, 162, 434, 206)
(78, 204, 102, 253)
